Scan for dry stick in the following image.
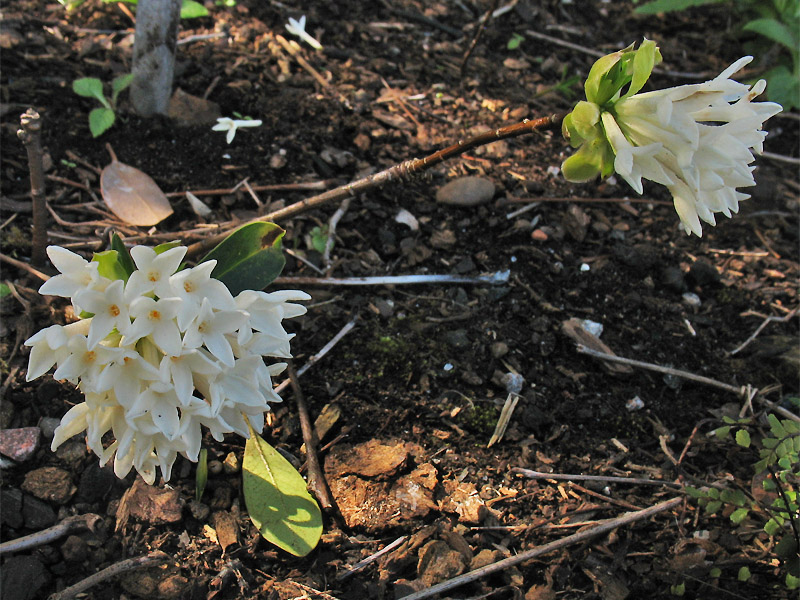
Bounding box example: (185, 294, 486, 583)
(164, 180, 336, 198)
(18, 110, 48, 268)
(337, 535, 407, 581)
(576, 345, 746, 396)
(0, 252, 50, 282)
(285, 360, 338, 516)
(400, 497, 682, 600)
(460, 0, 500, 74)
(323, 196, 351, 273)
(511, 467, 683, 490)
(48, 551, 169, 600)
(185, 113, 564, 259)
(275, 34, 331, 88)
(730, 307, 798, 355)
(274, 314, 359, 395)
(0, 514, 102, 556)
(499, 196, 672, 206)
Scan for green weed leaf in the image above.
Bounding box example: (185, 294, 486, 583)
(730, 507, 749, 524)
(507, 33, 524, 51)
(201, 222, 286, 295)
(88, 107, 115, 137)
(634, 0, 725, 15)
(242, 422, 322, 557)
(735, 429, 751, 448)
(110, 233, 135, 279)
(743, 18, 798, 53)
(111, 73, 134, 105)
(738, 566, 751, 582)
(73, 77, 109, 107)
(195, 448, 208, 502)
(180, 0, 209, 18)
(0, 283, 11, 299)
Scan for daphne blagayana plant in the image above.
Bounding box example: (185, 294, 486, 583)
(25, 243, 308, 485)
(561, 40, 782, 236)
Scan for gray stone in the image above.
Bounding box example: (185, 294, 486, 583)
(444, 329, 470, 349)
(38, 417, 60, 440)
(22, 493, 57, 529)
(76, 462, 115, 504)
(1, 488, 23, 528)
(436, 177, 495, 207)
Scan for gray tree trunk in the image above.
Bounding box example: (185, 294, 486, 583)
(130, 0, 181, 116)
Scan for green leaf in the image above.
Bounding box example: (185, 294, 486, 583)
(88, 107, 115, 137)
(769, 413, 787, 438)
(709, 567, 721, 578)
(92, 250, 128, 281)
(242, 422, 322, 557)
(714, 426, 731, 439)
(684, 486, 704, 499)
(764, 518, 782, 536)
(154, 240, 182, 255)
(507, 33, 524, 50)
(111, 73, 134, 105)
(670, 582, 685, 596)
(735, 429, 751, 448)
(180, 0, 209, 18)
(195, 448, 208, 502)
(110, 233, 135, 279)
(200, 222, 286, 295)
(743, 18, 798, 53)
(73, 77, 110, 108)
(0, 283, 11, 299)
(764, 65, 799, 111)
(786, 573, 799, 590)
(730, 507, 749, 524)
(737, 566, 751, 582)
(705, 500, 722, 514)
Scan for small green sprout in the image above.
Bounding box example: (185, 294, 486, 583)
(507, 33, 524, 51)
(72, 73, 133, 137)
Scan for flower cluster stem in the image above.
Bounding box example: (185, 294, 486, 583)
(17, 109, 48, 268)
(186, 113, 565, 259)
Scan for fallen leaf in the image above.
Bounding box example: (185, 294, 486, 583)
(101, 148, 173, 226)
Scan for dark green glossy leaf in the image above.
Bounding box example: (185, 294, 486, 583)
(201, 222, 286, 295)
(110, 233, 135, 279)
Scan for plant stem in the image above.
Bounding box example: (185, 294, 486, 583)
(18, 110, 48, 268)
(186, 113, 564, 258)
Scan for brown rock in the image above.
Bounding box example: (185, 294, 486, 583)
(115, 478, 183, 531)
(168, 88, 221, 126)
(328, 439, 409, 479)
(0, 427, 40, 462)
(61, 535, 88, 563)
(439, 480, 486, 524)
(21, 467, 76, 505)
(158, 575, 190, 600)
(417, 539, 467, 586)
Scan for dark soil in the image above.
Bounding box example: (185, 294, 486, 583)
(1, 1, 798, 599)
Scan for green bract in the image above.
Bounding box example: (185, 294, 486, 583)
(561, 40, 661, 183)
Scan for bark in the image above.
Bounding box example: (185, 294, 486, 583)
(130, 0, 181, 116)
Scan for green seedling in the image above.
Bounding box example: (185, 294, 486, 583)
(102, 0, 209, 19)
(72, 74, 133, 137)
(507, 33, 525, 50)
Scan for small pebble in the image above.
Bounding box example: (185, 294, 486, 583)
(436, 176, 495, 207)
(580, 319, 604, 337)
(580, 263, 590, 272)
(490, 342, 509, 359)
(207, 460, 223, 476)
(626, 396, 645, 411)
(682, 292, 702, 307)
(443, 363, 454, 372)
(501, 373, 524, 394)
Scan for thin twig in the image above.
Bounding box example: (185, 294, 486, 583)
(48, 551, 169, 600)
(274, 315, 359, 395)
(338, 535, 407, 580)
(286, 361, 338, 516)
(511, 467, 682, 489)
(185, 114, 564, 258)
(0, 514, 102, 556)
(730, 307, 798, 355)
(498, 196, 672, 206)
(400, 497, 682, 600)
(164, 180, 336, 198)
(460, 0, 500, 74)
(275, 34, 330, 88)
(576, 345, 749, 397)
(0, 252, 50, 282)
(18, 110, 48, 267)
(273, 271, 510, 287)
(323, 197, 351, 273)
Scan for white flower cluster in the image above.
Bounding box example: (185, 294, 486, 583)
(25, 245, 309, 485)
(605, 56, 782, 236)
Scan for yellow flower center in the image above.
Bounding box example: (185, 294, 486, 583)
(184, 281, 195, 293)
(148, 271, 159, 282)
(109, 304, 120, 317)
(149, 310, 161, 320)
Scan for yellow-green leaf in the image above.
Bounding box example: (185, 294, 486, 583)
(242, 422, 322, 557)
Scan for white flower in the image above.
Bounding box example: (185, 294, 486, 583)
(28, 242, 309, 484)
(169, 259, 235, 330)
(38, 246, 108, 310)
(125, 296, 183, 356)
(212, 117, 263, 144)
(75, 279, 130, 349)
(125, 245, 186, 301)
(605, 57, 782, 236)
(285, 15, 323, 50)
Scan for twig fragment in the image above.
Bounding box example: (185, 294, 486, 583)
(399, 497, 682, 600)
(730, 307, 798, 355)
(337, 535, 407, 580)
(274, 271, 510, 287)
(0, 514, 102, 556)
(48, 551, 169, 600)
(511, 468, 682, 489)
(17, 109, 48, 267)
